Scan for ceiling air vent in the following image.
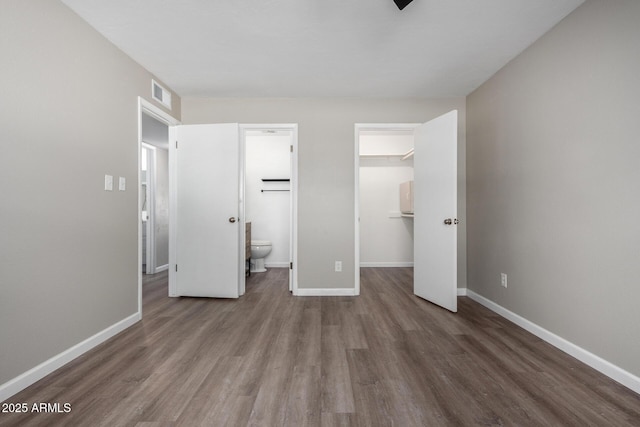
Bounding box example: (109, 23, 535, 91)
(151, 79, 172, 110)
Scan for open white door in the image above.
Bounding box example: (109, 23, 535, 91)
(170, 123, 241, 298)
(414, 110, 458, 312)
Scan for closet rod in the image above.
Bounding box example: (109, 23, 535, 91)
(401, 148, 414, 161)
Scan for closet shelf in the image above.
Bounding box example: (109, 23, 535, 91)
(359, 148, 414, 160)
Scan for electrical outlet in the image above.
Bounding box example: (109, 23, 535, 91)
(335, 261, 342, 272)
(501, 273, 508, 288)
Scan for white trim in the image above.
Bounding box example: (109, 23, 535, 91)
(154, 264, 169, 273)
(0, 312, 140, 402)
(138, 97, 180, 306)
(265, 262, 290, 268)
(168, 126, 178, 297)
(295, 288, 357, 296)
(354, 125, 360, 296)
(360, 262, 414, 268)
(457, 288, 467, 296)
(290, 126, 299, 294)
(466, 290, 640, 395)
(238, 125, 246, 296)
(142, 143, 157, 274)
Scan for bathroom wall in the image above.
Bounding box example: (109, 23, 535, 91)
(245, 133, 291, 267)
(359, 133, 414, 266)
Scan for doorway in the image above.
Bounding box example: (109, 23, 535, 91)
(137, 98, 180, 314)
(355, 112, 459, 312)
(141, 115, 169, 276)
(243, 129, 294, 286)
(241, 124, 298, 294)
(354, 124, 419, 295)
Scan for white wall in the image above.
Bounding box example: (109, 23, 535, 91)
(359, 133, 414, 266)
(245, 134, 291, 267)
(467, 0, 640, 381)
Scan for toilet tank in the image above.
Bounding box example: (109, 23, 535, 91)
(399, 180, 414, 214)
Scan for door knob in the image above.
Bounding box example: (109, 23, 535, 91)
(229, 217, 237, 223)
(444, 218, 452, 225)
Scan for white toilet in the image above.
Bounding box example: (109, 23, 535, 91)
(250, 240, 272, 273)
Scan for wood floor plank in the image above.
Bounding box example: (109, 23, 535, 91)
(320, 325, 355, 414)
(1, 267, 639, 426)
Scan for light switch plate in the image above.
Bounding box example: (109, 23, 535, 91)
(104, 174, 113, 191)
(119, 177, 126, 191)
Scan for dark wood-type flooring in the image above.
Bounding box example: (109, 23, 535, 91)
(2, 268, 639, 426)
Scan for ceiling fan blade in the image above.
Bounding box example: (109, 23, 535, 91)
(393, 0, 414, 10)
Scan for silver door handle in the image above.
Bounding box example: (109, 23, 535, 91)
(444, 218, 459, 225)
(444, 218, 452, 225)
(229, 217, 237, 223)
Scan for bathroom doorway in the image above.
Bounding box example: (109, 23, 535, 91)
(242, 125, 298, 292)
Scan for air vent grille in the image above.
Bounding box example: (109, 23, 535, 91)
(151, 79, 171, 110)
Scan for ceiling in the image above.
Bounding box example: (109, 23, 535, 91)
(61, 0, 584, 98)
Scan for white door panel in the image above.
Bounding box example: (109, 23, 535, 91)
(172, 123, 240, 298)
(414, 110, 458, 312)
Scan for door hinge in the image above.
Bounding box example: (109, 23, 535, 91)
(175, 264, 178, 272)
(175, 140, 178, 149)
(290, 262, 293, 270)
(290, 145, 293, 153)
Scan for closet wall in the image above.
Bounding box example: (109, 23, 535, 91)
(359, 132, 414, 267)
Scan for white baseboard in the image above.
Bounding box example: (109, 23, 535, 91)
(295, 288, 357, 296)
(265, 262, 289, 268)
(154, 264, 169, 273)
(457, 288, 467, 296)
(466, 290, 640, 395)
(0, 312, 141, 402)
(360, 262, 414, 267)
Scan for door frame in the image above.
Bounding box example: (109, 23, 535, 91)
(354, 123, 420, 296)
(240, 124, 299, 295)
(137, 97, 180, 313)
(142, 142, 157, 274)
